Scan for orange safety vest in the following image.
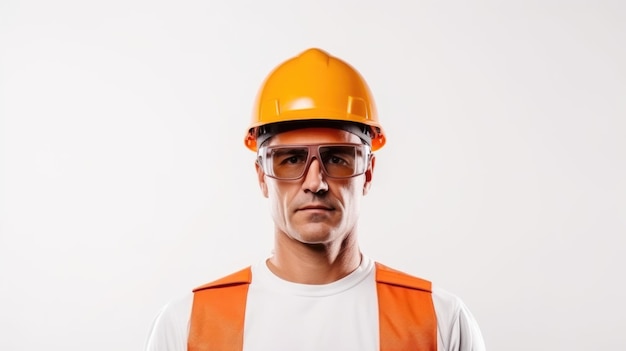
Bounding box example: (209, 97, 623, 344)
(188, 262, 436, 351)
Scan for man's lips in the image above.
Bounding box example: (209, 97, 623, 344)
(296, 204, 334, 211)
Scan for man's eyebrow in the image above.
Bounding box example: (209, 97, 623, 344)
(272, 147, 308, 156)
(321, 146, 355, 155)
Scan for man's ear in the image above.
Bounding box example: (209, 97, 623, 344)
(255, 161, 269, 198)
(363, 154, 375, 195)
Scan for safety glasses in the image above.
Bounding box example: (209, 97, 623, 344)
(257, 143, 371, 180)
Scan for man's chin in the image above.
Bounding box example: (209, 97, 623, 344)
(289, 225, 337, 245)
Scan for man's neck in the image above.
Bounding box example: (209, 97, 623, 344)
(267, 231, 361, 284)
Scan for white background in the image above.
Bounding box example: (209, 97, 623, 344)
(1, 0, 624, 350)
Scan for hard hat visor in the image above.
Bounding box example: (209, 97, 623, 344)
(254, 120, 372, 149)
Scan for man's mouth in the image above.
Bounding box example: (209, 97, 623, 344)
(297, 204, 334, 211)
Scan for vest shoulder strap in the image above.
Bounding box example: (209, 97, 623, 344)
(188, 267, 252, 351)
(375, 262, 432, 291)
(375, 262, 437, 351)
(192, 266, 252, 292)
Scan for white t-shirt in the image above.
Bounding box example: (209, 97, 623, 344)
(145, 255, 485, 351)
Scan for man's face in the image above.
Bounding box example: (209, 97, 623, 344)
(256, 128, 375, 245)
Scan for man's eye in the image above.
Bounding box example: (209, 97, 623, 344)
(279, 154, 306, 165)
(286, 156, 303, 164)
(328, 156, 346, 164)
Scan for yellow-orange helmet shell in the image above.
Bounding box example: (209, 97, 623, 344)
(245, 48, 386, 152)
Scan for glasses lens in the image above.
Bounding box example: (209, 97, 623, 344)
(260, 144, 369, 180)
(268, 146, 310, 179)
(319, 145, 366, 178)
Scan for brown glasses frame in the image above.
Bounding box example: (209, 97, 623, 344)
(257, 143, 371, 180)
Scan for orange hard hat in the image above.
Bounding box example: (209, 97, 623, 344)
(244, 48, 386, 152)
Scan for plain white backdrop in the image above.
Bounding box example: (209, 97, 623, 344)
(1, 0, 624, 350)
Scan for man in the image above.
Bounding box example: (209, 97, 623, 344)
(145, 48, 486, 351)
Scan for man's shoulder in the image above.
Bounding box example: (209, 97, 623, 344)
(144, 292, 193, 351)
(156, 292, 194, 321)
(431, 285, 465, 312)
(430, 286, 486, 350)
(372, 261, 466, 311)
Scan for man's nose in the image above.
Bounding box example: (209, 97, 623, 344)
(301, 158, 328, 194)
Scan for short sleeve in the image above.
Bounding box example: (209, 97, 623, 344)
(144, 293, 194, 351)
(432, 287, 486, 351)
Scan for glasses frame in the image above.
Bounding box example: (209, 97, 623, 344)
(257, 143, 372, 180)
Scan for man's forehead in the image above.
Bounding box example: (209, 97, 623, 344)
(267, 128, 361, 146)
